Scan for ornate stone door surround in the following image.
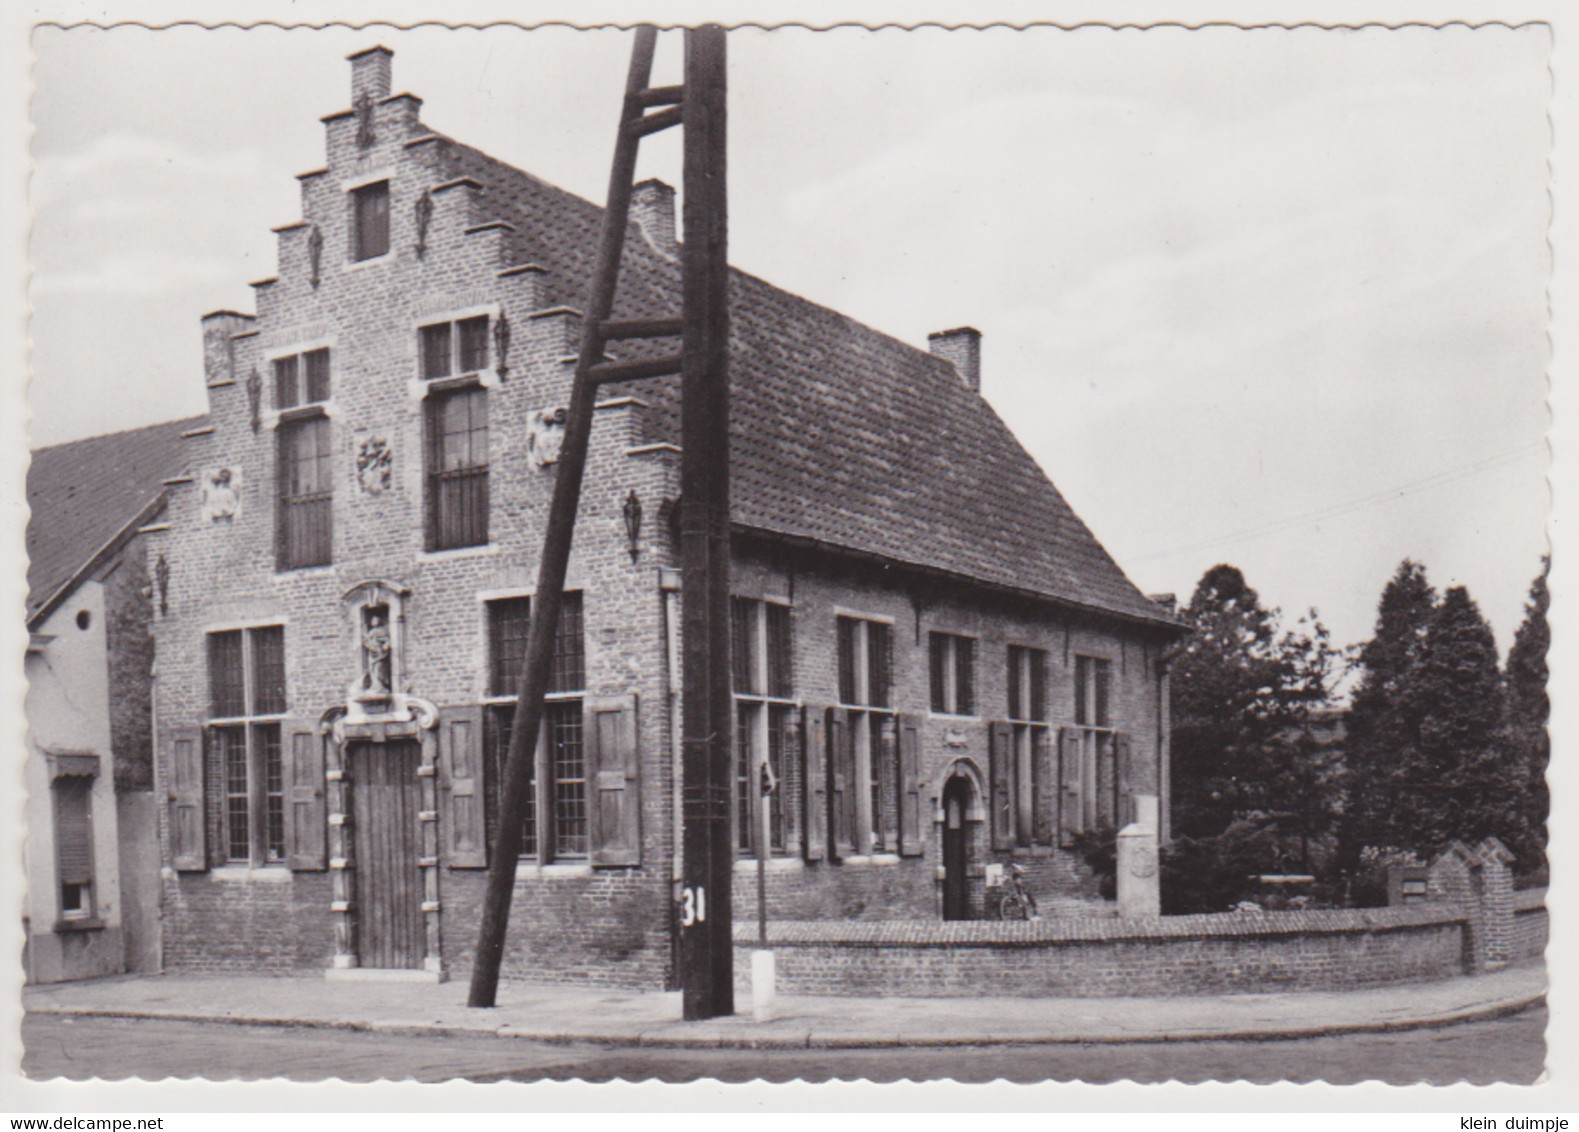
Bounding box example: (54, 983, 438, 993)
(322, 579, 443, 979)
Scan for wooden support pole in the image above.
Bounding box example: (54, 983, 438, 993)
(467, 26, 659, 1010)
(679, 23, 733, 1022)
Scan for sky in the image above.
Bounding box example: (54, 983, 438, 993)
(26, 21, 1553, 665)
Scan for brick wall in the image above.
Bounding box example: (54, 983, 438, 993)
(102, 533, 155, 793)
(1511, 887, 1547, 963)
(731, 905, 1470, 997)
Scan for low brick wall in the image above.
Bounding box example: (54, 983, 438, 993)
(1511, 888, 1548, 963)
(733, 905, 1470, 997)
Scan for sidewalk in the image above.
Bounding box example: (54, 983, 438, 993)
(22, 962, 1545, 1050)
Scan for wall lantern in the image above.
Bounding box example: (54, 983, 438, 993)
(494, 312, 511, 379)
(622, 489, 643, 563)
(245, 367, 262, 433)
(155, 553, 170, 616)
(414, 189, 433, 258)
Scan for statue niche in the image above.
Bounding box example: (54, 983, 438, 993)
(339, 580, 436, 730)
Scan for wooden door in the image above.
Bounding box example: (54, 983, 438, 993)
(350, 740, 425, 969)
(942, 776, 970, 921)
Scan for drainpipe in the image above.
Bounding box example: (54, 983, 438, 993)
(1155, 642, 1180, 848)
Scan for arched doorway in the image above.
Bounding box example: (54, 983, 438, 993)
(942, 775, 973, 921)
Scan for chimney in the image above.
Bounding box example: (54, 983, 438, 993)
(349, 45, 394, 105)
(201, 310, 254, 386)
(1148, 593, 1178, 615)
(631, 179, 677, 255)
(928, 326, 982, 392)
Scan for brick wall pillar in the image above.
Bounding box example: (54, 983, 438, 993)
(1475, 837, 1516, 968)
(1427, 843, 1483, 973)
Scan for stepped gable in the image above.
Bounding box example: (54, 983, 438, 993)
(437, 135, 1174, 629)
(27, 416, 205, 623)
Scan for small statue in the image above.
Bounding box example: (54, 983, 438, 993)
(361, 607, 392, 695)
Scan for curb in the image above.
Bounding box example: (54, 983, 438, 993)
(23, 990, 1545, 1050)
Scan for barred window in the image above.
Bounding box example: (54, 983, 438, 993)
(426, 386, 489, 550)
(277, 415, 333, 570)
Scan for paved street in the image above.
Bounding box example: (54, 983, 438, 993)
(22, 1006, 1546, 1086)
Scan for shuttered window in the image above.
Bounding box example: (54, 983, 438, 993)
(834, 614, 898, 854)
(733, 598, 798, 858)
(53, 775, 94, 920)
(1006, 645, 1054, 847)
(206, 625, 290, 867)
(483, 593, 587, 861)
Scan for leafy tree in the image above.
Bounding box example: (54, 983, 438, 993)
(1501, 557, 1550, 880)
(1166, 564, 1339, 910)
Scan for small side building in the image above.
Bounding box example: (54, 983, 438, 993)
(24, 417, 199, 982)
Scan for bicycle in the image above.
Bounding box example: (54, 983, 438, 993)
(998, 863, 1041, 921)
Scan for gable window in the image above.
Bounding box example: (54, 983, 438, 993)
(732, 598, 797, 857)
(52, 772, 95, 922)
(425, 386, 489, 550)
(421, 316, 491, 380)
(274, 348, 330, 410)
(277, 414, 332, 570)
(207, 625, 288, 865)
(835, 614, 898, 854)
(928, 632, 976, 716)
(483, 593, 586, 860)
(351, 180, 390, 261)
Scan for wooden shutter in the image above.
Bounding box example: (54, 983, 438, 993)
(283, 718, 327, 870)
(54, 776, 94, 885)
(587, 693, 641, 867)
(827, 707, 855, 859)
(439, 704, 487, 868)
(1098, 732, 1119, 829)
(803, 706, 826, 861)
(1058, 726, 1083, 847)
(779, 708, 801, 854)
(1114, 731, 1133, 828)
(898, 713, 924, 856)
(1032, 727, 1057, 847)
(989, 721, 1015, 850)
(168, 726, 207, 871)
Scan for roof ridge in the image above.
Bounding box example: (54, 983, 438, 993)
(31, 413, 209, 456)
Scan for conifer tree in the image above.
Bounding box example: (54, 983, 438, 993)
(1404, 585, 1505, 852)
(1501, 556, 1550, 877)
(1341, 560, 1437, 868)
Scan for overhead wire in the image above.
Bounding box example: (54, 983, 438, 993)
(1128, 441, 1546, 565)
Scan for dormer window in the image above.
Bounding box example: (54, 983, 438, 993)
(420, 315, 490, 379)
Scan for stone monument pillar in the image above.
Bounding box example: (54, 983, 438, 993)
(1117, 794, 1161, 918)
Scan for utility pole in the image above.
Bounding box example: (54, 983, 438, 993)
(678, 24, 734, 1021)
(467, 24, 734, 1019)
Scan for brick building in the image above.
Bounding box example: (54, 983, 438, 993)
(149, 47, 1184, 986)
